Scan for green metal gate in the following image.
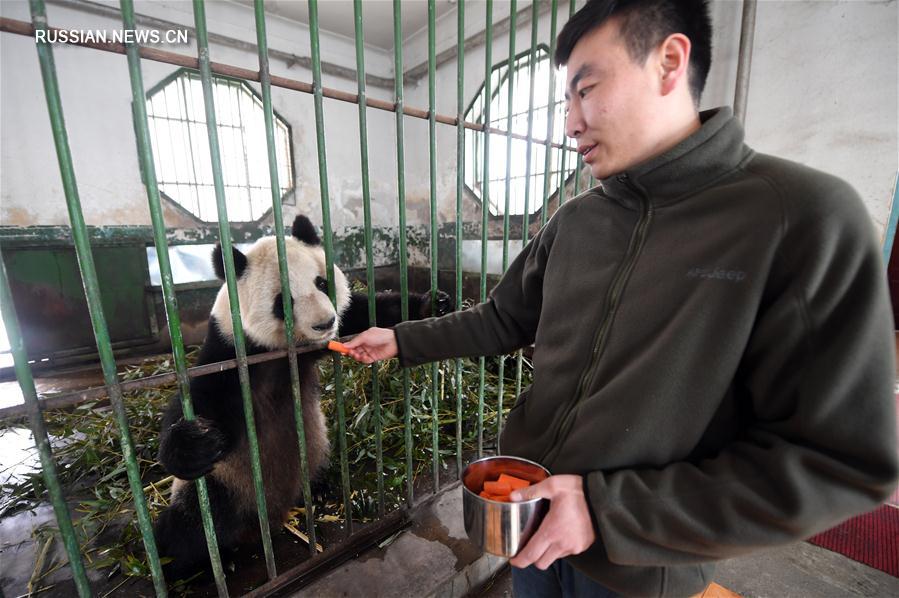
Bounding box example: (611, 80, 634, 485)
(0, 1, 582, 595)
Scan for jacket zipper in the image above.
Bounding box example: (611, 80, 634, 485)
(539, 182, 653, 465)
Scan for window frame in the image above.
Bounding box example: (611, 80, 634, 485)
(463, 44, 574, 224)
(143, 68, 297, 225)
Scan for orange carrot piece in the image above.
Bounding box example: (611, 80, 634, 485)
(489, 494, 511, 502)
(327, 340, 350, 355)
(483, 481, 512, 496)
(497, 474, 531, 491)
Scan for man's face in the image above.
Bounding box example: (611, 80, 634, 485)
(564, 18, 662, 179)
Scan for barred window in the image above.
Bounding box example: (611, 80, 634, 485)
(146, 70, 294, 223)
(465, 47, 572, 216)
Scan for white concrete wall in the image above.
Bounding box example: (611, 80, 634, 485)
(0, 0, 401, 231)
(2, 0, 896, 249)
(702, 0, 898, 241)
(420, 0, 898, 270)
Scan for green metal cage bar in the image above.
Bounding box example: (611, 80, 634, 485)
(541, 0, 559, 227)
(28, 0, 168, 593)
(428, 0, 440, 494)
(252, 0, 319, 556)
(306, 0, 353, 536)
(392, 0, 415, 509)
(575, 154, 583, 196)
(522, 0, 540, 241)
(0, 255, 91, 597)
(351, 0, 386, 518)
(477, 0, 494, 459)
(496, 0, 519, 448)
(454, 0, 465, 475)
(192, 0, 277, 579)
(512, 0, 542, 419)
(120, 0, 229, 592)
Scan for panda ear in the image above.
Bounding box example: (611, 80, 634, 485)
(291, 215, 321, 245)
(212, 243, 248, 280)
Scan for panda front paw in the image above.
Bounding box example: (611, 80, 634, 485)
(158, 417, 226, 480)
(421, 290, 454, 318)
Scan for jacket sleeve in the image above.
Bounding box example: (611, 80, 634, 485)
(577, 180, 899, 567)
(394, 221, 554, 367)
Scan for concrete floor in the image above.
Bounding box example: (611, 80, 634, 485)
(473, 541, 899, 598)
(300, 481, 898, 598)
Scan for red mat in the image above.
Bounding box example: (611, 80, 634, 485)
(807, 504, 899, 577)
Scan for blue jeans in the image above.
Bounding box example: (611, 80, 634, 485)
(511, 561, 620, 598)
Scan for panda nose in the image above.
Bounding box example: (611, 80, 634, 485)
(312, 317, 335, 332)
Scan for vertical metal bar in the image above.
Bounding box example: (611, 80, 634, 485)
(351, 0, 385, 518)
(392, 0, 414, 509)
(522, 0, 539, 244)
(454, 0, 465, 474)
(574, 153, 583, 196)
(568, 0, 578, 213)
(178, 76, 204, 217)
(733, 0, 758, 125)
(120, 0, 229, 592)
(514, 0, 541, 426)
(502, 1, 517, 275)
(476, 0, 493, 459)
(28, 1, 168, 593)
(428, 0, 440, 493)
(307, 0, 353, 536)
(541, 0, 559, 228)
(192, 0, 276, 579)
(497, 0, 518, 449)
(252, 0, 318, 556)
(0, 256, 91, 597)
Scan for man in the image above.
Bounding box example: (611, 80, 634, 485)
(346, 1, 899, 596)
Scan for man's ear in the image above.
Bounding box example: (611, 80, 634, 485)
(291, 215, 321, 245)
(658, 33, 691, 96)
(212, 243, 248, 280)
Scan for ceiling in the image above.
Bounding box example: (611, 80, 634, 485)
(230, 0, 458, 51)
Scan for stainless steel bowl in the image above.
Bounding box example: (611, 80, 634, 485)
(461, 455, 551, 557)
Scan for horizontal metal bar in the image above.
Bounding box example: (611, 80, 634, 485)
(46, 0, 396, 89)
(403, 0, 554, 85)
(0, 338, 342, 421)
(0, 17, 574, 152)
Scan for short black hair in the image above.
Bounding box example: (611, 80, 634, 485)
(555, 0, 712, 104)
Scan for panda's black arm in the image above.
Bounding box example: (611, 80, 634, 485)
(157, 383, 246, 480)
(338, 291, 454, 336)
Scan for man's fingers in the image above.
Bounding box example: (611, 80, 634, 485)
(509, 525, 551, 569)
(533, 544, 561, 571)
(510, 478, 552, 502)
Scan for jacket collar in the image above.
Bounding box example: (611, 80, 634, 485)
(598, 107, 752, 208)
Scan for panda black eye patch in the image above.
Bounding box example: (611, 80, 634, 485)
(272, 292, 293, 320)
(315, 276, 328, 293)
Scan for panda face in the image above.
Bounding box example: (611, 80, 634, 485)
(210, 221, 350, 350)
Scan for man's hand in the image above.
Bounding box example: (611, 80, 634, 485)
(343, 327, 398, 364)
(508, 474, 597, 570)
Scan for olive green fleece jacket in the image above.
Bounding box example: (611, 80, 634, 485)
(394, 107, 898, 597)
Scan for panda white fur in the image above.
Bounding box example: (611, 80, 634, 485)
(154, 215, 451, 579)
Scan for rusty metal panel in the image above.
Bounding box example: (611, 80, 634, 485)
(2, 246, 155, 359)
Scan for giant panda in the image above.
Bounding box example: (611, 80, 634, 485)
(153, 215, 451, 580)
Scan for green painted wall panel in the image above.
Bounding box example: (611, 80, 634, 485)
(2, 246, 155, 358)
